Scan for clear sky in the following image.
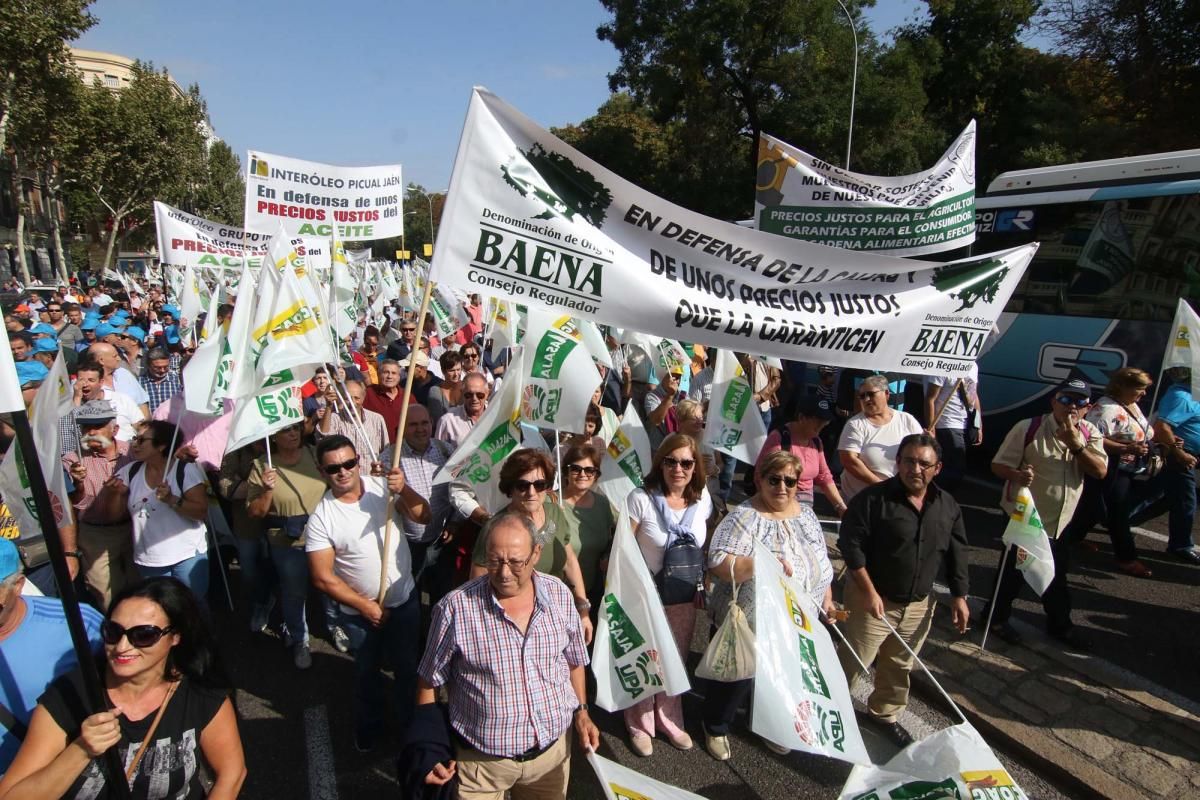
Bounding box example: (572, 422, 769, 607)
(75, 0, 927, 191)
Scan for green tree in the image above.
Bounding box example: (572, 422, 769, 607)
(59, 63, 208, 269)
(192, 140, 245, 225)
(369, 183, 443, 262)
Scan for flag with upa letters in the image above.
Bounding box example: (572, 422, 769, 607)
(752, 541, 869, 764)
(704, 349, 769, 463)
(1002, 487, 1054, 595)
(592, 512, 691, 711)
(587, 751, 706, 800)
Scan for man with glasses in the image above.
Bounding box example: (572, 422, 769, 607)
(416, 511, 599, 798)
(48, 302, 82, 351)
(139, 347, 181, 416)
(436, 373, 490, 450)
(386, 318, 419, 362)
(987, 378, 1107, 649)
(837, 432, 970, 747)
(305, 434, 431, 753)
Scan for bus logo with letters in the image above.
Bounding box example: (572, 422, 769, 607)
(1037, 344, 1126, 386)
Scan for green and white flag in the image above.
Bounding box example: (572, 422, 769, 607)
(593, 512, 691, 712)
(433, 89, 1031, 374)
(429, 283, 468, 340)
(756, 122, 977, 256)
(704, 349, 768, 462)
(226, 384, 305, 455)
(177, 264, 207, 347)
(839, 723, 1030, 799)
(210, 260, 257, 407)
(1002, 487, 1055, 596)
(587, 751, 704, 800)
(520, 310, 601, 433)
(597, 410, 652, 508)
(433, 359, 524, 515)
(752, 541, 869, 764)
(485, 298, 519, 358)
(329, 241, 360, 340)
(1163, 298, 1200, 399)
(0, 353, 74, 534)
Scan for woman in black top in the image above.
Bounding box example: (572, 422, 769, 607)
(0, 578, 245, 799)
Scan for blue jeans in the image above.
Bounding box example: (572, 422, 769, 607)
(1165, 461, 1198, 551)
(338, 592, 421, 737)
(138, 552, 210, 605)
(235, 536, 274, 612)
(269, 544, 309, 644)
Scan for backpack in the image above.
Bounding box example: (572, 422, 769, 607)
(650, 494, 704, 605)
(128, 459, 190, 498)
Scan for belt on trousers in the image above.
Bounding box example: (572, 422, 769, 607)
(461, 733, 557, 763)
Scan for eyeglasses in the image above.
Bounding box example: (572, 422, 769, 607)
(484, 553, 534, 572)
(765, 474, 798, 488)
(464, 391, 488, 400)
(512, 479, 549, 493)
(1055, 394, 1090, 408)
(858, 390, 883, 400)
(567, 463, 599, 477)
(662, 456, 695, 471)
(462, 352, 479, 360)
(322, 457, 360, 475)
(47, 307, 62, 313)
(900, 456, 939, 471)
(131, 435, 153, 445)
(400, 327, 416, 333)
(101, 620, 174, 648)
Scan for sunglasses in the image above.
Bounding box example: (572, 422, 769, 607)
(48, 308, 62, 313)
(462, 352, 480, 360)
(765, 474, 799, 488)
(400, 327, 416, 333)
(858, 390, 882, 400)
(567, 463, 599, 477)
(101, 620, 174, 648)
(1055, 394, 1090, 408)
(464, 391, 487, 400)
(662, 456, 695, 471)
(322, 457, 359, 475)
(512, 479, 549, 493)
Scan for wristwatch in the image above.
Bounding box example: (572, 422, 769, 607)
(173, 495, 184, 509)
(1068, 445, 1085, 455)
(64, 550, 84, 559)
(573, 703, 589, 716)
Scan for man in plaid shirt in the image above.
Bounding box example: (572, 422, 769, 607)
(417, 511, 600, 798)
(139, 347, 181, 416)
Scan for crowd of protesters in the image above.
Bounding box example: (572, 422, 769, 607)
(0, 272, 1196, 798)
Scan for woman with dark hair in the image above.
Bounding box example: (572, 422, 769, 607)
(0, 578, 246, 798)
(247, 422, 325, 670)
(559, 442, 616, 598)
(425, 350, 465, 429)
(623, 433, 712, 757)
(468, 448, 594, 642)
(97, 420, 212, 601)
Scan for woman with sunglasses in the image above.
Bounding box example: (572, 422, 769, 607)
(624, 433, 713, 757)
(558, 443, 616, 601)
(702, 449, 834, 760)
(676, 400, 724, 512)
(96, 420, 212, 602)
(838, 375, 924, 503)
(246, 423, 326, 670)
(0, 578, 246, 798)
(468, 449, 595, 641)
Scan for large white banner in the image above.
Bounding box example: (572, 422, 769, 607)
(593, 513, 691, 712)
(704, 349, 769, 462)
(752, 541, 870, 764)
(839, 723, 1030, 799)
(587, 751, 705, 800)
(756, 123, 977, 256)
(243, 150, 404, 241)
(154, 201, 269, 270)
(519, 310, 602, 434)
(433, 89, 1031, 374)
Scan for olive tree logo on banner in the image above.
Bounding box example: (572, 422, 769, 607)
(501, 143, 613, 226)
(931, 257, 1009, 312)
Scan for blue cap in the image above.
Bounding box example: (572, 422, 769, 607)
(80, 318, 100, 331)
(29, 323, 56, 337)
(0, 538, 20, 580)
(16, 360, 49, 387)
(122, 326, 146, 342)
(163, 324, 181, 345)
(32, 337, 59, 354)
(94, 323, 122, 339)
(161, 304, 181, 319)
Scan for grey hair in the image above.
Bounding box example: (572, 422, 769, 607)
(482, 510, 540, 552)
(860, 374, 890, 394)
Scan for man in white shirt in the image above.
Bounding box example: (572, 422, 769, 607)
(71, 363, 146, 442)
(923, 363, 982, 493)
(435, 373, 489, 449)
(86, 341, 150, 413)
(305, 434, 430, 754)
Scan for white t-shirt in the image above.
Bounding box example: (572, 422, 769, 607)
(304, 476, 415, 613)
(102, 387, 148, 442)
(837, 410, 924, 500)
(627, 487, 712, 574)
(113, 367, 150, 407)
(925, 363, 979, 430)
(118, 461, 208, 567)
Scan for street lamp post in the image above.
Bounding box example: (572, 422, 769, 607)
(834, 0, 859, 171)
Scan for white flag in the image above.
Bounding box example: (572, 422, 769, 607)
(577, 318, 613, 369)
(329, 242, 360, 341)
(1002, 486, 1055, 596)
(429, 282, 468, 340)
(704, 349, 768, 462)
(1163, 298, 1200, 399)
(213, 260, 257, 404)
(520, 310, 601, 434)
(752, 541, 870, 764)
(485, 299, 519, 358)
(593, 512, 691, 711)
(177, 264, 206, 347)
(839, 723, 1030, 799)
(0, 353, 74, 534)
(433, 357, 524, 515)
(226, 383, 306, 455)
(597, 411, 652, 508)
(587, 751, 705, 800)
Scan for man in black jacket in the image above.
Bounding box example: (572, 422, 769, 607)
(836, 432, 970, 747)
